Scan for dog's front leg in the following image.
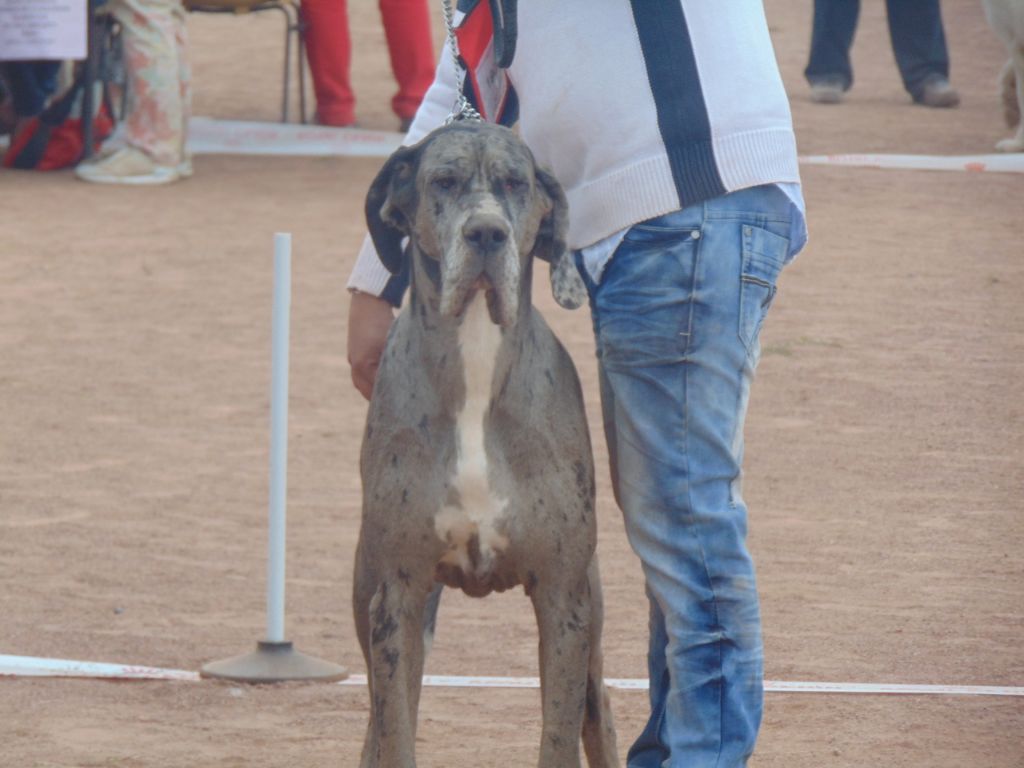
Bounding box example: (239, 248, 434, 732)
(362, 579, 430, 768)
(531, 574, 592, 768)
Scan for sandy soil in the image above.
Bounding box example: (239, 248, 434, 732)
(1, 1, 1022, 766)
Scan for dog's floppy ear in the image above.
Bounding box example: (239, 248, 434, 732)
(365, 143, 421, 274)
(533, 166, 586, 310)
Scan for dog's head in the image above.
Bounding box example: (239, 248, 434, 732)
(365, 123, 586, 327)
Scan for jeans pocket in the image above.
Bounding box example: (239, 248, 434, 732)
(594, 231, 697, 370)
(738, 223, 789, 354)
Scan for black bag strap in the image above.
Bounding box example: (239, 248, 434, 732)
(9, 122, 54, 170)
(488, 0, 517, 68)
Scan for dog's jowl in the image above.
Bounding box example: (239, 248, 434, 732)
(353, 123, 619, 768)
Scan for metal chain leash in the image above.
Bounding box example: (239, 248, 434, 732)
(441, 0, 484, 124)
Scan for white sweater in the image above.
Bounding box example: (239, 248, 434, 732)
(348, 0, 803, 301)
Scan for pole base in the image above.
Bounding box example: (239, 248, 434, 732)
(200, 641, 348, 683)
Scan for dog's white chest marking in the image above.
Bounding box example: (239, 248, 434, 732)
(435, 294, 510, 575)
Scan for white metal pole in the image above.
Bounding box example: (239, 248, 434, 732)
(266, 232, 291, 644)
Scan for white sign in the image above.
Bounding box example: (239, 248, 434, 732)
(0, 0, 87, 61)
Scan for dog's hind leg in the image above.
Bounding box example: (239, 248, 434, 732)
(581, 558, 620, 768)
(997, 52, 1024, 151)
(1000, 60, 1020, 127)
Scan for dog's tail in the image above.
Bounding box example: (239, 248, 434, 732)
(1001, 60, 1021, 128)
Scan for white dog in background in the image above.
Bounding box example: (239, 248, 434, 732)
(983, 0, 1024, 151)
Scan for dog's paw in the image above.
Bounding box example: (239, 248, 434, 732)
(995, 135, 1024, 152)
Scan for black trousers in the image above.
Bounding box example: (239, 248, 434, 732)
(1, 62, 61, 118)
(804, 0, 951, 97)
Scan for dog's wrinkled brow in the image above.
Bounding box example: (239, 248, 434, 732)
(425, 154, 475, 178)
(428, 135, 479, 163)
(427, 134, 531, 174)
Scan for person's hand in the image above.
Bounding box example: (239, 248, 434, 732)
(347, 291, 395, 400)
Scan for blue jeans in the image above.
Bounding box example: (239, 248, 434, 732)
(578, 185, 794, 768)
(804, 0, 950, 97)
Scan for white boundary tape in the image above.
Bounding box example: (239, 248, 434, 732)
(0, 654, 199, 681)
(799, 153, 1024, 174)
(187, 117, 403, 158)
(183, 118, 1024, 173)
(339, 674, 1024, 697)
(2, 655, 1021, 697)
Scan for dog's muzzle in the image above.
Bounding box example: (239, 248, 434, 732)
(439, 209, 521, 327)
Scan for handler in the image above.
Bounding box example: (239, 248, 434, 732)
(346, 2, 807, 765)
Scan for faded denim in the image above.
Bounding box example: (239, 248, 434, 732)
(577, 184, 794, 768)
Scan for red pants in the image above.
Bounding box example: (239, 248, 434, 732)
(301, 0, 435, 126)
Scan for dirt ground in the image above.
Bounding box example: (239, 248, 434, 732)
(1, 1, 1022, 766)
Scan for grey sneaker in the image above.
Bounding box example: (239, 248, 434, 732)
(914, 76, 960, 108)
(177, 152, 193, 178)
(75, 146, 180, 185)
(91, 139, 192, 178)
(809, 79, 845, 104)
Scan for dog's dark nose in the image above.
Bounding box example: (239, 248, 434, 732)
(462, 213, 510, 256)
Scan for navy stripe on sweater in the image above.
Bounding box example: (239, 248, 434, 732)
(629, 1, 726, 206)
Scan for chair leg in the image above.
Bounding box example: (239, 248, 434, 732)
(81, 5, 101, 161)
(105, 18, 129, 121)
(99, 21, 115, 127)
(180, 2, 303, 124)
(296, 16, 307, 124)
(279, 4, 292, 123)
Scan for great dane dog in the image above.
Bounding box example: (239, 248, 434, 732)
(353, 121, 619, 768)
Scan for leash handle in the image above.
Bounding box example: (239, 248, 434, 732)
(442, 0, 484, 124)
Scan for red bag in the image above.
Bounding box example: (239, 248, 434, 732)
(3, 77, 112, 171)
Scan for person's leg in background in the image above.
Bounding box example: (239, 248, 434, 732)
(582, 186, 793, 767)
(885, 0, 959, 107)
(379, 0, 435, 130)
(77, 0, 186, 183)
(301, 0, 356, 127)
(804, 0, 860, 103)
(0, 61, 63, 133)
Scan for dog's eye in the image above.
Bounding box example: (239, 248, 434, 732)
(504, 177, 526, 193)
(432, 176, 457, 192)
